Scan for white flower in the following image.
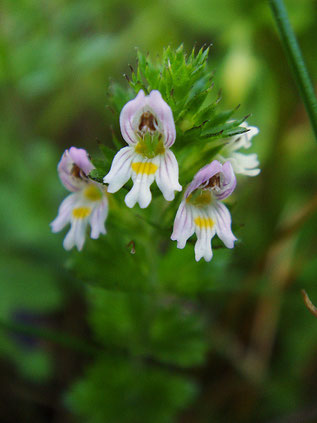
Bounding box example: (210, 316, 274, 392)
(171, 160, 237, 262)
(104, 90, 182, 208)
(216, 122, 260, 176)
(51, 147, 108, 251)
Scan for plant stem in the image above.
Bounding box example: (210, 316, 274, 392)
(269, 0, 317, 140)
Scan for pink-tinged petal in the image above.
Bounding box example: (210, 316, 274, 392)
(120, 90, 146, 145)
(147, 90, 176, 147)
(171, 201, 195, 249)
(58, 147, 94, 192)
(63, 217, 88, 251)
(58, 151, 83, 192)
(215, 161, 236, 200)
(124, 156, 159, 208)
(185, 161, 222, 198)
(89, 197, 108, 239)
(119, 90, 176, 147)
(212, 201, 237, 249)
(103, 146, 135, 193)
(155, 150, 182, 201)
(50, 193, 79, 233)
(68, 147, 94, 175)
(185, 160, 224, 198)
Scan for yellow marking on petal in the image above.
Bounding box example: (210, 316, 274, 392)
(72, 207, 91, 219)
(187, 190, 212, 207)
(194, 217, 214, 229)
(135, 140, 165, 158)
(84, 185, 102, 201)
(132, 162, 158, 175)
(135, 142, 145, 155)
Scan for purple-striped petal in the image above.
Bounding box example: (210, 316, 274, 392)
(185, 160, 236, 200)
(155, 150, 182, 201)
(68, 147, 94, 175)
(146, 90, 176, 147)
(120, 90, 146, 145)
(58, 147, 94, 192)
(89, 197, 108, 239)
(119, 90, 176, 147)
(185, 161, 223, 198)
(171, 201, 195, 249)
(211, 201, 237, 248)
(103, 146, 135, 193)
(214, 161, 236, 200)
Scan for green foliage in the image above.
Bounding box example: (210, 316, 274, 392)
(129, 46, 211, 118)
(127, 45, 239, 126)
(89, 289, 206, 366)
(67, 356, 196, 423)
(106, 46, 248, 181)
(0, 135, 66, 382)
(66, 287, 204, 422)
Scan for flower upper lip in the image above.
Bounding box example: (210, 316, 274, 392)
(58, 147, 95, 192)
(120, 89, 176, 147)
(185, 160, 236, 201)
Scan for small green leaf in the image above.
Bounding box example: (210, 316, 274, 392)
(89, 168, 106, 183)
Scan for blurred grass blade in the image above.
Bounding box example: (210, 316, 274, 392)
(269, 0, 317, 140)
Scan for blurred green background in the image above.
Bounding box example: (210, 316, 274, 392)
(1, 0, 317, 422)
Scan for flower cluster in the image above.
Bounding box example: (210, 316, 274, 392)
(52, 90, 259, 261)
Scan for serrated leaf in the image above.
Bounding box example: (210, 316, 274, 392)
(89, 168, 106, 183)
(221, 127, 249, 138)
(194, 98, 219, 125)
(201, 109, 236, 133)
(67, 356, 196, 423)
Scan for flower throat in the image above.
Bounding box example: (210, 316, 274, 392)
(135, 111, 165, 158)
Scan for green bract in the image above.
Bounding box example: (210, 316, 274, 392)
(94, 45, 249, 187)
